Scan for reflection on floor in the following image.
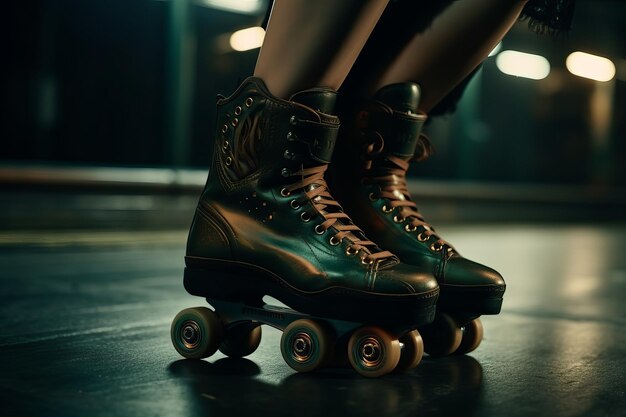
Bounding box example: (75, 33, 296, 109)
(1, 224, 625, 417)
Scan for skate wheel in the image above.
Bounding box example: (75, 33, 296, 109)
(420, 313, 462, 357)
(454, 318, 483, 355)
(171, 307, 222, 359)
(394, 330, 424, 373)
(219, 323, 262, 358)
(348, 326, 401, 378)
(280, 319, 332, 373)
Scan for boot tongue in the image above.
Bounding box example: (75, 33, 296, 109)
(290, 88, 337, 114)
(373, 82, 420, 114)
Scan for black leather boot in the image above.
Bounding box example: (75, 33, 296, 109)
(330, 82, 506, 355)
(184, 77, 439, 326)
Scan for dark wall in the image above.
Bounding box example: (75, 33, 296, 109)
(2, 0, 625, 187)
(2, 0, 261, 166)
(4, 0, 168, 164)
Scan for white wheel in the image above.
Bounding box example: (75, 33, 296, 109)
(219, 323, 262, 358)
(455, 319, 484, 355)
(348, 326, 401, 378)
(281, 319, 332, 373)
(171, 307, 222, 359)
(421, 313, 462, 357)
(394, 330, 424, 372)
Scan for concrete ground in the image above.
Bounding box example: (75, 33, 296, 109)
(1, 219, 625, 417)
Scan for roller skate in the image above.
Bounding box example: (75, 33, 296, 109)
(329, 82, 506, 357)
(170, 77, 439, 377)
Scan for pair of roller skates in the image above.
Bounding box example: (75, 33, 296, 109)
(170, 77, 505, 377)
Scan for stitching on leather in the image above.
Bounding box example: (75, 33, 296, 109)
(198, 202, 239, 249)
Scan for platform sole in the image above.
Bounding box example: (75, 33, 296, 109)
(184, 256, 438, 327)
(436, 285, 505, 317)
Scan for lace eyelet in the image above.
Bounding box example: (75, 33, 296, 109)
(221, 124, 228, 133)
(286, 132, 297, 141)
(361, 256, 374, 265)
(283, 149, 295, 160)
(280, 188, 291, 197)
(234, 106, 242, 115)
(346, 246, 359, 256)
(329, 236, 341, 246)
(405, 224, 417, 232)
(382, 205, 394, 213)
(417, 232, 429, 242)
(231, 118, 239, 127)
(393, 215, 404, 223)
(430, 242, 443, 252)
(290, 200, 300, 210)
(225, 156, 232, 166)
(281, 168, 291, 177)
(221, 140, 229, 153)
(300, 212, 311, 222)
(314, 224, 325, 235)
(289, 115, 297, 125)
(245, 97, 253, 107)
(368, 192, 378, 202)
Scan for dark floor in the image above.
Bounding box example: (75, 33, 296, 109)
(1, 222, 626, 417)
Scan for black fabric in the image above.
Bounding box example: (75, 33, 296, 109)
(522, 0, 577, 33)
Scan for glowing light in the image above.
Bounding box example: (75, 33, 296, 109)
(488, 42, 502, 57)
(229, 27, 265, 52)
(495, 50, 550, 80)
(566, 51, 615, 82)
(199, 0, 263, 14)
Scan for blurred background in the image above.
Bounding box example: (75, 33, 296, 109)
(1, 0, 625, 228)
(2, 3, 626, 415)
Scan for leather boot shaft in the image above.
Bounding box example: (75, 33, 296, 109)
(361, 82, 429, 160)
(331, 82, 505, 314)
(204, 77, 340, 197)
(330, 82, 431, 256)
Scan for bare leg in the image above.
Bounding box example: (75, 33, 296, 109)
(374, 0, 528, 112)
(254, 0, 389, 99)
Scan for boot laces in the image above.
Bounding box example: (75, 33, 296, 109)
(281, 132, 395, 265)
(362, 133, 456, 257)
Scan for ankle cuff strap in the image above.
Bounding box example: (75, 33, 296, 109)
(368, 110, 427, 158)
(291, 118, 340, 164)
